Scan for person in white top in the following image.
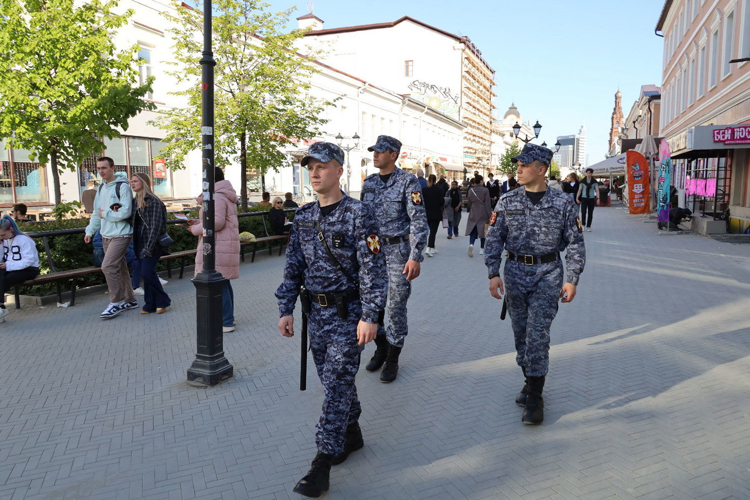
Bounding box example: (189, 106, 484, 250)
(0, 215, 40, 322)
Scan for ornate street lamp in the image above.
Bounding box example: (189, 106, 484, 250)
(336, 132, 360, 193)
(187, 0, 233, 386)
(513, 120, 542, 144)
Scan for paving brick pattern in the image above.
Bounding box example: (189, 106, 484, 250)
(1, 202, 750, 499)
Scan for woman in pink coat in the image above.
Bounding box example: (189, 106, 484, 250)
(189, 168, 240, 333)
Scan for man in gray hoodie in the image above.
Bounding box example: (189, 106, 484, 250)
(84, 157, 137, 319)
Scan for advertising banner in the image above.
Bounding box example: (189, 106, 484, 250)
(626, 151, 650, 214)
(657, 140, 672, 223)
(154, 158, 167, 178)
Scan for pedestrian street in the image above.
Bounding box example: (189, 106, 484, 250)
(2, 201, 750, 499)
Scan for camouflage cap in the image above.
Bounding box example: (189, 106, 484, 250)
(301, 142, 344, 167)
(511, 143, 554, 167)
(367, 135, 402, 153)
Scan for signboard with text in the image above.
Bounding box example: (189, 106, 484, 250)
(154, 158, 166, 178)
(626, 151, 650, 215)
(712, 125, 750, 145)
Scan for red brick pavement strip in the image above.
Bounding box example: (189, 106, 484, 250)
(1, 203, 750, 499)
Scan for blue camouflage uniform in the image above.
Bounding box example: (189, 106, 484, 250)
(276, 143, 387, 456)
(484, 144, 586, 378)
(360, 135, 428, 348)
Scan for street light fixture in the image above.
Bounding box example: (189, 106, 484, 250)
(335, 132, 360, 193)
(554, 140, 561, 153)
(513, 120, 542, 144)
(187, 0, 233, 386)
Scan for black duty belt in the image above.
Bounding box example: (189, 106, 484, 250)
(382, 234, 409, 245)
(507, 251, 560, 266)
(309, 289, 360, 307)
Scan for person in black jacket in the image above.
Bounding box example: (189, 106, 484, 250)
(487, 173, 501, 208)
(447, 180, 462, 239)
(562, 173, 580, 204)
(436, 175, 449, 194)
(130, 173, 171, 314)
(422, 174, 445, 257)
(269, 197, 291, 235)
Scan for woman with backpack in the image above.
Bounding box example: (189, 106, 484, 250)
(130, 173, 171, 314)
(0, 215, 39, 322)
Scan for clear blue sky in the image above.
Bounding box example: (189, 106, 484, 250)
(262, 0, 666, 164)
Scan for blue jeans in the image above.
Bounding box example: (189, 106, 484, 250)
(469, 226, 485, 248)
(139, 249, 171, 312)
(222, 281, 234, 327)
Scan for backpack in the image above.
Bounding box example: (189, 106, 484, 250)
(98, 180, 134, 226)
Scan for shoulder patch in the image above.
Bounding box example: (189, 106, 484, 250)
(489, 212, 497, 226)
(366, 234, 381, 254)
(576, 216, 583, 233)
(411, 191, 422, 205)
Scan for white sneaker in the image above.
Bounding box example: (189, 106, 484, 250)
(0, 308, 9, 322)
(468, 246, 474, 258)
(159, 278, 168, 285)
(100, 303, 123, 320)
(432, 248, 438, 254)
(223, 326, 235, 333)
(133, 287, 145, 296)
(586, 228, 592, 232)
(479, 248, 485, 255)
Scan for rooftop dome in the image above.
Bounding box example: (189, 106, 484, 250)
(504, 103, 520, 119)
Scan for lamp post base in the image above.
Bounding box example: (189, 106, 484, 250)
(187, 271, 233, 387)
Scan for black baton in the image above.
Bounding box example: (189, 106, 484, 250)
(500, 295, 508, 321)
(300, 312, 308, 391)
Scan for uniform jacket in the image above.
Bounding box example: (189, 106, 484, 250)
(361, 167, 428, 263)
(134, 193, 168, 259)
(484, 187, 586, 285)
(191, 180, 240, 280)
(2, 233, 39, 270)
(275, 194, 388, 324)
(465, 185, 492, 238)
(85, 172, 134, 238)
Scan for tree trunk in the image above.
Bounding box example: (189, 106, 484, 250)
(50, 148, 62, 207)
(240, 131, 248, 212)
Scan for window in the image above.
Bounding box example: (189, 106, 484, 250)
(698, 44, 707, 96)
(0, 140, 49, 204)
(689, 57, 696, 105)
(743, 0, 750, 59)
(138, 46, 154, 100)
(687, 0, 692, 24)
(693, 0, 699, 19)
(709, 29, 719, 88)
(723, 11, 735, 77)
(404, 60, 413, 77)
(681, 67, 688, 112)
(150, 140, 173, 198)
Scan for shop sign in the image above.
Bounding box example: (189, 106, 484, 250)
(667, 130, 691, 153)
(626, 150, 650, 215)
(154, 158, 167, 178)
(464, 154, 476, 160)
(712, 125, 750, 145)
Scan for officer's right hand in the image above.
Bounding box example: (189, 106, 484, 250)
(489, 276, 505, 300)
(356, 321, 377, 345)
(83, 235, 92, 244)
(278, 315, 294, 337)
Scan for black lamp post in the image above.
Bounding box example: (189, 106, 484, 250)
(187, 0, 233, 387)
(335, 132, 360, 193)
(463, 167, 468, 181)
(541, 141, 562, 153)
(513, 120, 542, 144)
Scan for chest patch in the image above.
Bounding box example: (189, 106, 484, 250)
(506, 209, 525, 216)
(332, 233, 345, 248)
(366, 234, 381, 254)
(298, 220, 315, 228)
(411, 191, 422, 205)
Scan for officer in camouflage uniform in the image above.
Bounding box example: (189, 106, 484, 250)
(276, 142, 387, 497)
(360, 135, 428, 383)
(484, 143, 585, 425)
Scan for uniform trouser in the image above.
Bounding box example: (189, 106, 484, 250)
(102, 236, 136, 304)
(504, 260, 564, 377)
(308, 300, 364, 455)
(376, 241, 411, 348)
(580, 198, 596, 227)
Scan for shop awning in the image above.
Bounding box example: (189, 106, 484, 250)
(433, 161, 463, 172)
(588, 153, 627, 175)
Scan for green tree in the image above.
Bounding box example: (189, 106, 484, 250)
(157, 0, 332, 211)
(498, 141, 523, 176)
(0, 0, 154, 206)
(549, 159, 561, 179)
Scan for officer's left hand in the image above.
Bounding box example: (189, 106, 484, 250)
(356, 321, 378, 345)
(402, 260, 420, 281)
(560, 283, 577, 303)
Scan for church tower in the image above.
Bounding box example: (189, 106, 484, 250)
(608, 90, 624, 155)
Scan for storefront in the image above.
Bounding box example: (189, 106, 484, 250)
(0, 140, 50, 206)
(668, 124, 750, 233)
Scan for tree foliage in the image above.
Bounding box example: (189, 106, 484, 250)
(156, 0, 332, 211)
(498, 141, 523, 176)
(0, 0, 154, 206)
(549, 159, 560, 179)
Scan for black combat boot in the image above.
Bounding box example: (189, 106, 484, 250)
(366, 335, 388, 372)
(515, 366, 528, 407)
(293, 451, 333, 498)
(380, 344, 402, 383)
(331, 421, 364, 466)
(522, 375, 545, 425)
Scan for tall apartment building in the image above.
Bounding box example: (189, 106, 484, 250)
(555, 126, 587, 169)
(656, 0, 750, 234)
(300, 15, 496, 174)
